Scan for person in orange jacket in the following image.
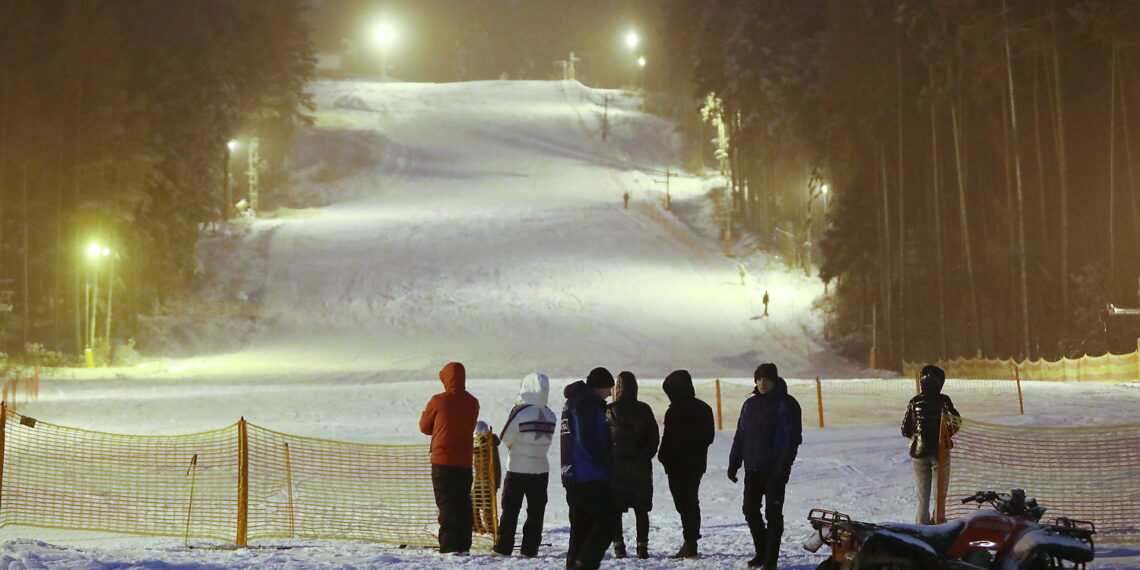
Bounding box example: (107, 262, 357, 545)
(420, 362, 481, 555)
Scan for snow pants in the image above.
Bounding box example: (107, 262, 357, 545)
(566, 481, 617, 570)
(913, 455, 950, 525)
(742, 468, 789, 568)
(666, 469, 704, 543)
(494, 471, 548, 556)
(431, 464, 474, 554)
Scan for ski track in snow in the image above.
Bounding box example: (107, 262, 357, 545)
(3, 80, 1137, 569)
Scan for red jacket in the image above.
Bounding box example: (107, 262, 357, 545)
(419, 362, 480, 467)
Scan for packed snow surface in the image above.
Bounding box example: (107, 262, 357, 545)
(3, 80, 1138, 568)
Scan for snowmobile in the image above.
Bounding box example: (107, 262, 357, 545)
(803, 489, 1096, 569)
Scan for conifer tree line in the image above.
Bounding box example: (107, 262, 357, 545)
(0, 0, 315, 359)
(658, 0, 1140, 368)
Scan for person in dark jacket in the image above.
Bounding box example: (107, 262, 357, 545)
(658, 369, 716, 559)
(561, 367, 617, 570)
(728, 362, 802, 570)
(901, 364, 961, 525)
(419, 362, 480, 555)
(605, 371, 659, 559)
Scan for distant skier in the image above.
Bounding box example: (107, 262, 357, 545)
(739, 264, 746, 285)
(561, 367, 617, 570)
(901, 364, 961, 525)
(728, 362, 802, 569)
(605, 371, 659, 559)
(658, 369, 715, 559)
(419, 362, 480, 555)
(493, 373, 557, 557)
(762, 291, 769, 316)
(623, 191, 630, 209)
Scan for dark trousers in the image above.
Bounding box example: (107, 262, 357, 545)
(494, 471, 548, 556)
(431, 464, 474, 554)
(566, 481, 616, 570)
(666, 469, 704, 542)
(742, 469, 789, 567)
(614, 508, 649, 544)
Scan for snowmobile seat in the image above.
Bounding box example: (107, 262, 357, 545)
(883, 518, 966, 553)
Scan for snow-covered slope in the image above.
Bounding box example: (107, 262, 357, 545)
(157, 79, 863, 381)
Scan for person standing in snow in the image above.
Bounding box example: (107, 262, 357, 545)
(493, 373, 557, 557)
(901, 364, 961, 525)
(605, 371, 659, 559)
(728, 362, 802, 570)
(561, 367, 617, 570)
(657, 369, 715, 559)
(471, 420, 502, 535)
(419, 362, 480, 555)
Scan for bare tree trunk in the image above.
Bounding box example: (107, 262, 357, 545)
(880, 144, 894, 367)
(930, 67, 947, 360)
(1108, 38, 1117, 291)
(952, 104, 983, 356)
(1003, 0, 1032, 360)
(1121, 71, 1140, 260)
(896, 26, 907, 365)
(1049, 14, 1070, 330)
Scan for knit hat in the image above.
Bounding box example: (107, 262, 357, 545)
(754, 362, 779, 381)
(586, 367, 615, 388)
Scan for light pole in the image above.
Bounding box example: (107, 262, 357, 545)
(225, 139, 238, 220)
(624, 30, 639, 88)
(84, 243, 108, 366)
(374, 24, 394, 80)
(637, 56, 646, 91)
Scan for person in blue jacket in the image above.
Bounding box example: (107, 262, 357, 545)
(728, 362, 802, 570)
(560, 367, 616, 570)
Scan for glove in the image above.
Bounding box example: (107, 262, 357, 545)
(727, 467, 738, 483)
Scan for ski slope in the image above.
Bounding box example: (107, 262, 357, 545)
(163, 79, 863, 381)
(3, 80, 1137, 569)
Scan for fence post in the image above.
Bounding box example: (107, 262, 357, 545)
(815, 377, 825, 428)
(0, 402, 6, 512)
(237, 417, 249, 546)
(1015, 367, 1025, 415)
(715, 379, 723, 430)
(284, 442, 295, 538)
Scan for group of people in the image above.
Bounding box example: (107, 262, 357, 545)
(419, 361, 960, 569)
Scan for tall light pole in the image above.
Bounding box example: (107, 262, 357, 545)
(374, 24, 394, 80)
(637, 56, 646, 91)
(84, 243, 108, 366)
(624, 30, 639, 88)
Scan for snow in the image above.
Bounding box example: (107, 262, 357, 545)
(3, 79, 1138, 569)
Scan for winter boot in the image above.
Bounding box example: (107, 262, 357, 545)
(669, 540, 698, 559)
(612, 538, 627, 559)
(636, 541, 649, 559)
(747, 555, 765, 568)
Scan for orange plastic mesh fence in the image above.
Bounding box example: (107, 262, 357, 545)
(1, 367, 39, 413)
(944, 418, 1140, 541)
(905, 349, 1140, 382)
(0, 408, 497, 548)
(633, 378, 1022, 431)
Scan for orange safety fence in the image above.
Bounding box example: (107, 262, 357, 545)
(905, 343, 1140, 383)
(634, 377, 1024, 432)
(942, 417, 1140, 542)
(0, 405, 498, 548)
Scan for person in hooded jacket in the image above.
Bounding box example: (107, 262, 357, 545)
(419, 362, 480, 555)
(901, 364, 961, 525)
(561, 367, 617, 570)
(658, 369, 715, 559)
(493, 372, 557, 557)
(605, 371, 659, 559)
(728, 362, 802, 570)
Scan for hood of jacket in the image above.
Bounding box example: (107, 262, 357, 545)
(752, 375, 789, 398)
(663, 369, 695, 402)
(919, 375, 945, 395)
(564, 379, 595, 401)
(518, 372, 550, 406)
(614, 374, 639, 402)
(439, 362, 466, 392)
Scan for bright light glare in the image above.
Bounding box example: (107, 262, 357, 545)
(375, 24, 394, 46)
(227, 139, 239, 151)
(821, 184, 829, 194)
(638, 56, 646, 67)
(86, 243, 103, 258)
(625, 31, 639, 50)
(102, 247, 111, 257)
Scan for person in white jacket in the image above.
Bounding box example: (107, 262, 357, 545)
(492, 372, 557, 557)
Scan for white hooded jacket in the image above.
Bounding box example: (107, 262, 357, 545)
(500, 373, 557, 474)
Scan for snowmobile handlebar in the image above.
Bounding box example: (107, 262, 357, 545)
(961, 489, 1046, 521)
